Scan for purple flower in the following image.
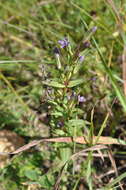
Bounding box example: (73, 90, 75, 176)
(83, 41, 90, 48)
(79, 55, 85, 62)
(58, 38, 70, 48)
(57, 121, 64, 127)
(53, 47, 60, 55)
(91, 26, 97, 33)
(78, 95, 86, 103)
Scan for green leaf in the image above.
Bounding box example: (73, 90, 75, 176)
(68, 119, 85, 127)
(51, 111, 63, 117)
(25, 170, 38, 180)
(43, 81, 65, 88)
(68, 78, 84, 87)
(54, 129, 65, 135)
(73, 63, 81, 74)
(39, 174, 54, 188)
(60, 147, 72, 162)
(72, 108, 84, 115)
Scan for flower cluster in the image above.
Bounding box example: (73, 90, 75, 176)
(58, 38, 70, 48)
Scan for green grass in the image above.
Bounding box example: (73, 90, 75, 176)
(0, 0, 126, 189)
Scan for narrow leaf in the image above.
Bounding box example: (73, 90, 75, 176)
(68, 78, 84, 87)
(43, 81, 65, 88)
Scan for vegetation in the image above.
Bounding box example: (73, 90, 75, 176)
(0, 0, 126, 189)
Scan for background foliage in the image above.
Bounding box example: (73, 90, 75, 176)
(0, 0, 126, 189)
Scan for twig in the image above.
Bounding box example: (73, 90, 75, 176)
(0, 136, 124, 155)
